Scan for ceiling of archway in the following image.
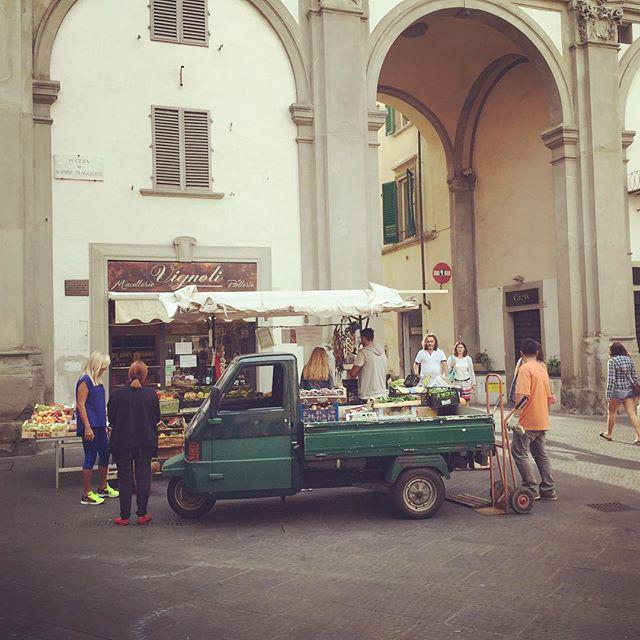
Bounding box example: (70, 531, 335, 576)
(379, 15, 528, 140)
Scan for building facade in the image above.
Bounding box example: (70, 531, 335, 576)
(2, 0, 640, 445)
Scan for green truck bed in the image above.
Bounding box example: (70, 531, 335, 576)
(303, 414, 495, 460)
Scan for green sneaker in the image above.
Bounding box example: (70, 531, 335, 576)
(96, 484, 119, 498)
(81, 491, 105, 505)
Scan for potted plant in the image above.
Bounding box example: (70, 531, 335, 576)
(475, 350, 493, 373)
(547, 355, 561, 377)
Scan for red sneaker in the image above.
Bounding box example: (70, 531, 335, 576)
(113, 517, 129, 526)
(137, 515, 152, 525)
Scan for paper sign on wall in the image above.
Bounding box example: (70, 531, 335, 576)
(175, 342, 193, 355)
(256, 328, 274, 350)
(280, 326, 322, 346)
(179, 354, 198, 368)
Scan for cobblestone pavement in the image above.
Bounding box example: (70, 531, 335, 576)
(1, 414, 639, 640)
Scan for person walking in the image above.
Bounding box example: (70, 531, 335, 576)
(75, 351, 119, 506)
(414, 334, 447, 386)
(107, 361, 160, 526)
(600, 341, 640, 444)
(300, 347, 335, 390)
(447, 341, 476, 402)
(509, 338, 557, 500)
(348, 328, 388, 401)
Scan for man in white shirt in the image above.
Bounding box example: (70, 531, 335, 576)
(413, 334, 447, 384)
(348, 328, 388, 400)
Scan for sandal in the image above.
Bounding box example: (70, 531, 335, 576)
(599, 432, 612, 441)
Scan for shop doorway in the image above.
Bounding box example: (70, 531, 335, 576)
(512, 309, 542, 362)
(399, 309, 423, 376)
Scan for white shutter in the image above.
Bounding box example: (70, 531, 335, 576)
(183, 110, 211, 190)
(181, 0, 208, 45)
(153, 107, 181, 189)
(151, 0, 178, 42)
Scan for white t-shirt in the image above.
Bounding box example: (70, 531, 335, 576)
(353, 345, 388, 399)
(447, 355, 476, 383)
(415, 348, 446, 379)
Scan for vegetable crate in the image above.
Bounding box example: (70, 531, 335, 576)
(159, 398, 180, 415)
(422, 387, 460, 409)
(300, 402, 339, 423)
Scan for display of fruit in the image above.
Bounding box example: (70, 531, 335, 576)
(157, 390, 178, 400)
(22, 402, 75, 438)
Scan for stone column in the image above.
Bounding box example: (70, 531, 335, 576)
(541, 126, 584, 409)
(0, 2, 44, 450)
(307, 0, 373, 289)
(447, 174, 480, 360)
(569, 0, 638, 412)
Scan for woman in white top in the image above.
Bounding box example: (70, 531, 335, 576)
(447, 341, 476, 402)
(414, 334, 447, 386)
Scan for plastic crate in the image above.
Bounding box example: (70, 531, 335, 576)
(299, 402, 339, 423)
(421, 387, 460, 408)
(159, 398, 180, 415)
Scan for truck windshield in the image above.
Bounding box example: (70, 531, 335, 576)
(185, 395, 210, 438)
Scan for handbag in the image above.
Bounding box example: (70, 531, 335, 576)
(404, 373, 420, 387)
(616, 362, 640, 397)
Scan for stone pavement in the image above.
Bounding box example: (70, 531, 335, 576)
(0, 414, 639, 640)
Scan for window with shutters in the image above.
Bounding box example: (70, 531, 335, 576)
(382, 181, 398, 244)
(150, 0, 208, 46)
(151, 106, 211, 192)
(385, 106, 396, 136)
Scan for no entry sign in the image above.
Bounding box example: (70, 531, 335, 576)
(432, 262, 451, 285)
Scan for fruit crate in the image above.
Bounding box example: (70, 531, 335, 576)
(159, 398, 180, 415)
(421, 387, 460, 409)
(299, 402, 339, 423)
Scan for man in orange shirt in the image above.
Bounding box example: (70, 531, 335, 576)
(510, 338, 557, 500)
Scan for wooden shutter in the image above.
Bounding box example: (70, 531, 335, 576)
(151, 0, 179, 42)
(181, 0, 208, 45)
(153, 107, 181, 189)
(405, 169, 416, 237)
(382, 181, 398, 244)
(385, 106, 396, 136)
(183, 109, 211, 189)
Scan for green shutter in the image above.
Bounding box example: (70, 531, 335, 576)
(385, 106, 396, 136)
(382, 181, 398, 244)
(406, 169, 416, 237)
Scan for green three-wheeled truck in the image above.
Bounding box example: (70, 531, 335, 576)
(162, 353, 496, 519)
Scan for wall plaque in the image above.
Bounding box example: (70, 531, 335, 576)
(54, 154, 104, 181)
(108, 260, 257, 293)
(505, 288, 539, 308)
(65, 279, 90, 296)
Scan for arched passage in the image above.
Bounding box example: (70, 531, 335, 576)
(370, 0, 568, 397)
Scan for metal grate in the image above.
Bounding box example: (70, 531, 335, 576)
(587, 502, 638, 513)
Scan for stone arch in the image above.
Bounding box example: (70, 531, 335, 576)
(620, 38, 640, 127)
(454, 54, 527, 174)
(367, 0, 573, 127)
(33, 0, 311, 102)
(377, 85, 455, 177)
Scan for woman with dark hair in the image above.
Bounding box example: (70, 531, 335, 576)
(600, 342, 640, 444)
(447, 341, 476, 402)
(107, 361, 160, 525)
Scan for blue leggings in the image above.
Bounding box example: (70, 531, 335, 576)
(82, 428, 110, 469)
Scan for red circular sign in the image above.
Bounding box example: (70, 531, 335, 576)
(432, 262, 451, 285)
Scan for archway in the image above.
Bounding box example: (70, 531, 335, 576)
(370, 0, 570, 398)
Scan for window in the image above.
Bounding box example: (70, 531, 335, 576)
(150, 0, 208, 46)
(151, 106, 211, 192)
(385, 106, 396, 136)
(220, 364, 285, 412)
(382, 167, 417, 245)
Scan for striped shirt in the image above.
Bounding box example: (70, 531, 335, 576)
(606, 355, 638, 400)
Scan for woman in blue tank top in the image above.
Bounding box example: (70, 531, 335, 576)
(75, 352, 119, 505)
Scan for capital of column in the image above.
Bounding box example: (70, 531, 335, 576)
(541, 125, 579, 164)
(289, 103, 314, 144)
(571, 0, 623, 47)
(622, 129, 636, 150)
(447, 173, 476, 192)
(309, 0, 364, 16)
(32, 79, 60, 125)
(367, 107, 387, 147)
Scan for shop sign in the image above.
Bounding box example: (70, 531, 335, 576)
(108, 260, 257, 293)
(505, 288, 539, 308)
(64, 279, 89, 296)
(54, 154, 104, 181)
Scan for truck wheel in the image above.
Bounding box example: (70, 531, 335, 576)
(509, 487, 534, 514)
(393, 468, 445, 519)
(167, 477, 215, 519)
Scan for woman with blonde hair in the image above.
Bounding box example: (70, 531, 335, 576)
(75, 351, 118, 505)
(108, 361, 160, 526)
(300, 347, 335, 390)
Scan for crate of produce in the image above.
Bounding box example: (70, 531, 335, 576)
(179, 387, 210, 408)
(299, 402, 339, 423)
(159, 398, 179, 415)
(158, 434, 184, 448)
(421, 387, 460, 408)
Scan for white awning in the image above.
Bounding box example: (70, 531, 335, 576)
(108, 283, 423, 324)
